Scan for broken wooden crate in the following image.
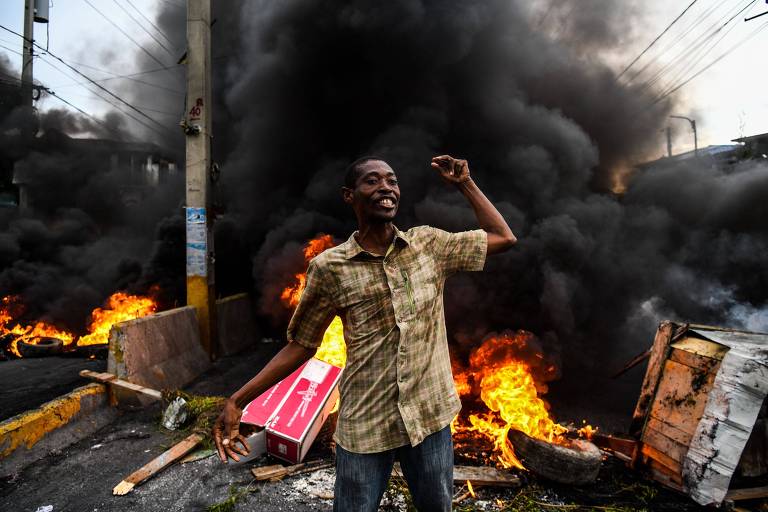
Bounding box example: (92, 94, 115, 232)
(629, 321, 768, 506)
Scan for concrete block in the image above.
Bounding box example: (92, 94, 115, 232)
(0, 383, 118, 476)
(217, 293, 259, 356)
(108, 306, 211, 396)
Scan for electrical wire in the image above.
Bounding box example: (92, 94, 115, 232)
(82, 0, 176, 79)
(654, 5, 745, 99)
(652, 19, 768, 105)
(36, 53, 174, 139)
(124, 0, 179, 51)
(640, 0, 756, 92)
(0, 22, 173, 135)
(0, 42, 23, 56)
(627, 0, 730, 84)
(617, 0, 699, 80)
(110, 0, 176, 58)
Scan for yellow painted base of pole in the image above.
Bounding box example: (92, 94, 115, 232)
(187, 275, 213, 358)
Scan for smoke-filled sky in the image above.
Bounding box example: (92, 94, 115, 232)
(2, 0, 767, 153)
(1, 1, 768, 414)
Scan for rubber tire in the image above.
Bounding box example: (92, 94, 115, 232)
(507, 429, 602, 485)
(17, 336, 64, 358)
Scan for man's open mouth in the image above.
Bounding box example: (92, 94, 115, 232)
(376, 198, 396, 209)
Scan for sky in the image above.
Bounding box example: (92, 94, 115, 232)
(0, 0, 767, 160)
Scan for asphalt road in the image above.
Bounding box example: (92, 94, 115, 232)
(0, 356, 106, 421)
(0, 343, 707, 512)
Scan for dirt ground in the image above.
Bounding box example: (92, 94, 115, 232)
(0, 343, 752, 511)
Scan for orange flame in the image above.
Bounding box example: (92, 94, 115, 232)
(452, 331, 594, 469)
(77, 292, 157, 347)
(0, 296, 75, 357)
(282, 234, 346, 369)
(1, 292, 157, 357)
(281, 234, 335, 308)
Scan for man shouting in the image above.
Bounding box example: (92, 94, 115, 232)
(213, 155, 516, 511)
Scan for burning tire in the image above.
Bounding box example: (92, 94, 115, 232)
(17, 336, 64, 358)
(507, 429, 601, 485)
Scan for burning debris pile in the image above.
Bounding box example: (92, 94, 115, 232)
(451, 330, 594, 470)
(0, 291, 157, 359)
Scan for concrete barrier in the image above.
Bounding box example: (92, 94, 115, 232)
(217, 293, 259, 356)
(108, 306, 211, 399)
(0, 383, 117, 476)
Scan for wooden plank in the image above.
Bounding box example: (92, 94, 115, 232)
(646, 416, 693, 447)
(648, 462, 684, 491)
(725, 486, 768, 501)
(113, 433, 203, 495)
(670, 336, 728, 361)
(393, 463, 520, 487)
(631, 322, 676, 437)
(643, 426, 688, 466)
(647, 359, 717, 437)
(591, 433, 638, 460)
(641, 443, 681, 476)
(80, 369, 163, 401)
(251, 460, 334, 481)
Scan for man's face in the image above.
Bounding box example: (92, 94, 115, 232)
(343, 160, 400, 223)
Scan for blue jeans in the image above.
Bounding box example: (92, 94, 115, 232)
(334, 425, 453, 512)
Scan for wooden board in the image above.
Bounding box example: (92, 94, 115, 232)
(725, 486, 768, 501)
(646, 416, 693, 447)
(647, 359, 717, 438)
(641, 443, 681, 476)
(80, 370, 162, 401)
(392, 463, 520, 487)
(670, 336, 728, 361)
(113, 433, 203, 495)
(631, 322, 676, 437)
(643, 426, 688, 466)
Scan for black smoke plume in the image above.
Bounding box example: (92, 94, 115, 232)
(3, 2, 768, 421)
(201, 1, 767, 415)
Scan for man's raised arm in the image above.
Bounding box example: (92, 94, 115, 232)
(431, 155, 517, 255)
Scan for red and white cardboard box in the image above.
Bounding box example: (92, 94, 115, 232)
(241, 363, 306, 428)
(241, 358, 342, 464)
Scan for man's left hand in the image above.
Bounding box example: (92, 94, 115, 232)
(431, 155, 471, 185)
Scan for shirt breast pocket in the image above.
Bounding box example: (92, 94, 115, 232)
(337, 276, 388, 334)
(405, 268, 440, 317)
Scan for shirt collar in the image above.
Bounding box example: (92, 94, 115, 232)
(343, 226, 411, 259)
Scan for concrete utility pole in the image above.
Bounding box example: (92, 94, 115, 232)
(21, 0, 34, 106)
(185, 0, 216, 358)
(670, 115, 697, 157)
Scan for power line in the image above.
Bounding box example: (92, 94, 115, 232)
(626, 0, 723, 84)
(82, 0, 176, 79)
(50, 65, 184, 95)
(44, 90, 124, 136)
(63, 90, 179, 116)
(641, 0, 756, 92)
(617, 0, 699, 80)
(0, 42, 23, 56)
(652, 19, 768, 105)
(125, 0, 178, 51)
(36, 53, 174, 139)
(110, 0, 176, 58)
(654, 5, 745, 99)
(0, 22, 173, 135)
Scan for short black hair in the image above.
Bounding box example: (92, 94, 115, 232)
(344, 156, 387, 188)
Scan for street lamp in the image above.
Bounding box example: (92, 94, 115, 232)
(670, 115, 698, 157)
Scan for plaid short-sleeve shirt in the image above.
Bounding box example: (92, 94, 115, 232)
(287, 225, 487, 453)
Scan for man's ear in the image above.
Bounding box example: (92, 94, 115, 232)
(341, 187, 353, 205)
